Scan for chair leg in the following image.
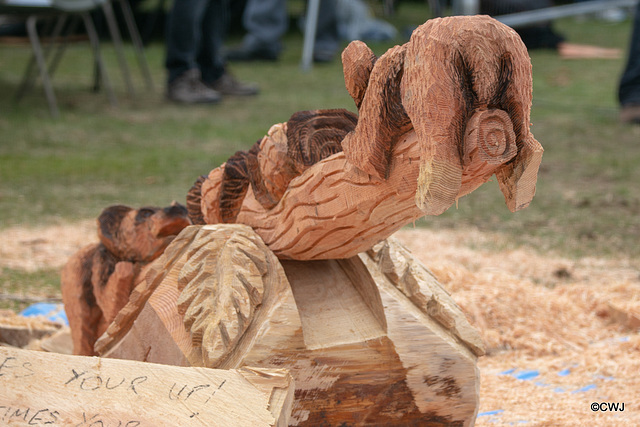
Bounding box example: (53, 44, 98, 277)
(15, 15, 58, 104)
(102, 0, 135, 97)
(81, 11, 118, 107)
(22, 15, 60, 118)
(116, 0, 154, 91)
(47, 15, 78, 79)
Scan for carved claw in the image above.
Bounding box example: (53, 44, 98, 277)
(340, 16, 541, 213)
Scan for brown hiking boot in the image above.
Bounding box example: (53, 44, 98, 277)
(167, 69, 221, 104)
(208, 73, 259, 97)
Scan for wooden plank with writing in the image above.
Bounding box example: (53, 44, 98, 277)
(0, 347, 293, 427)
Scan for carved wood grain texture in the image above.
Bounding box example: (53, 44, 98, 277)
(99, 225, 290, 369)
(286, 109, 357, 169)
(400, 16, 543, 214)
(94, 227, 203, 356)
(1, 346, 294, 427)
(341, 44, 412, 180)
(187, 175, 208, 225)
(253, 124, 299, 209)
(193, 16, 542, 261)
(341, 40, 377, 109)
(175, 223, 287, 367)
(364, 237, 485, 357)
(100, 225, 481, 426)
(236, 131, 424, 260)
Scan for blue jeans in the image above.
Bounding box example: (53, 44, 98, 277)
(165, 0, 227, 84)
(241, 0, 338, 57)
(619, 2, 640, 106)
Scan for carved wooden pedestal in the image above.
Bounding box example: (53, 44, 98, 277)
(95, 225, 484, 426)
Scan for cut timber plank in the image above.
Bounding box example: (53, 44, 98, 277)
(0, 346, 293, 427)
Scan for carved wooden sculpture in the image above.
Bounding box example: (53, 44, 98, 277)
(95, 225, 484, 426)
(59, 15, 544, 426)
(61, 203, 191, 355)
(186, 15, 543, 260)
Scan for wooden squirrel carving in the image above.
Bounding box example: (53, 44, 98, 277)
(83, 17, 542, 425)
(188, 15, 543, 260)
(61, 203, 191, 355)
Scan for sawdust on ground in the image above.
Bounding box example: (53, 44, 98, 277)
(1, 223, 639, 426)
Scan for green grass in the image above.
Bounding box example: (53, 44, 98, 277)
(0, 268, 62, 312)
(1, 5, 640, 311)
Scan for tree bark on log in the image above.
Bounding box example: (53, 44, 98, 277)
(96, 225, 483, 426)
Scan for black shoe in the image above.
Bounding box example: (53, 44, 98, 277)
(208, 73, 259, 97)
(225, 45, 279, 62)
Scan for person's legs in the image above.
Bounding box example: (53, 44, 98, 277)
(245, 0, 287, 54)
(619, 3, 640, 108)
(165, 0, 222, 103)
(165, 0, 208, 84)
(198, 0, 259, 95)
(198, 0, 228, 84)
(226, 0, 287, 61)
(313, 0, 339, 62)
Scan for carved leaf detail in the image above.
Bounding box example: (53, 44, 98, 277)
(176, 225, 270, 367)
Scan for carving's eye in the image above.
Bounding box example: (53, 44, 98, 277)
(135, 208, 156, 224)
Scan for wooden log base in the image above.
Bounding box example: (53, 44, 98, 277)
(97, 225, 482, 426)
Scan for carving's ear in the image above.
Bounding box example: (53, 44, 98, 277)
(341, 44, 412, 179)
(97, 205, 132, 256)
(219, 150, 252, 224)
(187, 175, 207, 225)
(495, 132, 544, 212)
(401, 20, 464, 215)
(342, 40, 377, 109)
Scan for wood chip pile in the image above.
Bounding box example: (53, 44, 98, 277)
(395, 228, 640, 426)
(1, 224, 638, 425)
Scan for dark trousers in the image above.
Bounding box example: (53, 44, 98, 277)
(165, 0, 227, 84)
(619, 2, 640, 106)
(241, 0, 338, 57)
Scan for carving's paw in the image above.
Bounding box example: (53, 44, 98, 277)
(176, 224, 274, 366)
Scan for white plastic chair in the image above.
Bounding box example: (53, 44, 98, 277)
(1, 0, 152, 117)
